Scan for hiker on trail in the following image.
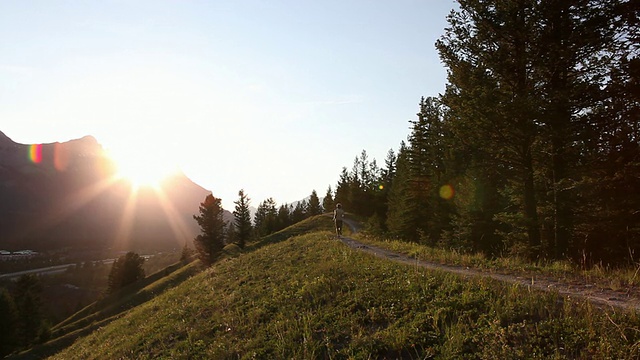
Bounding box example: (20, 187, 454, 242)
(333, 203, 345, 236)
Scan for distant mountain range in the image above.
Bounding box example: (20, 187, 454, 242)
(0, 131, 224, 253)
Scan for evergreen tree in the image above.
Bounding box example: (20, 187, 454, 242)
(334, 167, 351, 209)
(276, 204, 292, 230)
(370, 148, 397, 233)
(408, 97, 453, 244)
(574, 48, 640, 264)
(307, 190, 323, 216)
(193, 194, 227, 266)
(13, 274, 46, 347)
(437, 0, 543, 257)
(323, 186, 334, 213)
(386, 142, 421, 241)
(382, 148, 397, 185)
(320, 0, 635, 264)
(344, 150, 380, 217)
(180, 242, 194, 263)
(291, 202, 306, 224)
(107, 252, 146, 293)
(436, 0, 632, 261)
(0, 288, 17, 356)
(348, 153, 366, 215)
(531, 0, 624, 259)
(254, 198, 278, 237)
(225, 225, 237, 246)
(367, 157, 383, 215)
(233, 189, 252, 249)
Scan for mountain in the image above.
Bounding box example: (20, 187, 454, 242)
(0, 131, 216, 252)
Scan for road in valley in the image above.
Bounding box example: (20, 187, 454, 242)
(0, 259, 116, 280)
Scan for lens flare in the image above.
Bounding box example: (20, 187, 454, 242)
(378, 184, 384, 190)
(29, 144, 42, 163)
(439, 184, 454, 200)
(54, 142, 70, 171)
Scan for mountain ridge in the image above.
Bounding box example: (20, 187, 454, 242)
(0, 131, 215, 252)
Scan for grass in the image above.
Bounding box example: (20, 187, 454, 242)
(9, 216, 334, 359)
(45, 222, 640, 359)
(247, 214, 338, 249)
(353, 232, 640, 291)
(9, 260, 203, 359)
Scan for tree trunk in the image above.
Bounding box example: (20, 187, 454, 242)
(523, 149, 541, 258)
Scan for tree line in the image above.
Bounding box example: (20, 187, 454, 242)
(0, 252, 149, 356)
(192, 189, 330, 266)
(339, 0, 639, 266)
(192, 0, 637, 267)
(0, 275, 50, 356)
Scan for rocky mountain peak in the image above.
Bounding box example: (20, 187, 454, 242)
(0, 130, 15, 146)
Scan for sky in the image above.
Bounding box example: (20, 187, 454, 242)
(1, 0, 456, 210)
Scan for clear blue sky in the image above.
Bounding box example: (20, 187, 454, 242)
(1, 0, 456, 210)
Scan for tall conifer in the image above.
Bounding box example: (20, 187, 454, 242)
(233, 189, 252, 248)
(323, 186, 334, 213)
(193, 194, 227, 265)
(307, 190, 323, 216)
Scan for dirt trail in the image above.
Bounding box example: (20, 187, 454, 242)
(338, 218, 640, 312)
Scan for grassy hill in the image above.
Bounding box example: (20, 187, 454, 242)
(14, 216, 640, 359)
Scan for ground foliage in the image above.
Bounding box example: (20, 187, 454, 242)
(50, 227, 640, 359)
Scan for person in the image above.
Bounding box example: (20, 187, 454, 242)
(333, 203, 345, 236)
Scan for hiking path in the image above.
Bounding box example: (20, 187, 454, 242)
(336, 217, 640, 312)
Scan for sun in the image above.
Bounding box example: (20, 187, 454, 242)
(107, 147, 179, 190)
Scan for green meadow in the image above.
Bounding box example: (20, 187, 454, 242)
(14, 216, 640, 359)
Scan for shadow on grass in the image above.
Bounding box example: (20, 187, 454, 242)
(10, 215, 346, 359)
(8, 260, 203, 360)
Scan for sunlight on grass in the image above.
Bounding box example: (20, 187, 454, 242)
(353, 233, 640, 291)
(49, 229, 640, 359)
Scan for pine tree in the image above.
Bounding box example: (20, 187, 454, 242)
(572, 3, 640, 264)
(13, 274, 46, 347)
(0, 288, 17, 356)
(193, 194, 227, 266)
(370, 148, 397, 232)
(437, 0, 543, 257)
(343, 150, 380, 217)
(532, 0, 624, 259)
(348, 151, 365, 215)
(323, 186, 334, 213)
(383, 149, 397, 185)
(334, 167, 351, 209)
(408, 97, 454, 244)
(180, 242, 194, 263)
(253, 198, 278, 237)
(436, 0, 631, 261)
(365, 160, 389, 235)
(233, 189, 252, 249)
(291, 202, 306, 223)
(307, 190, 323, 216)
(386, 142, 421, 241)
(107, 252, 146, 293)
(277, 204, 292, 230)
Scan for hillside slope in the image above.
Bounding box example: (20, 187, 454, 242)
(7, 217, 640, 359)
(35, 216, 640, 359)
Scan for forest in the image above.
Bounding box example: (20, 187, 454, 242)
(326, 0, 638, 266)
